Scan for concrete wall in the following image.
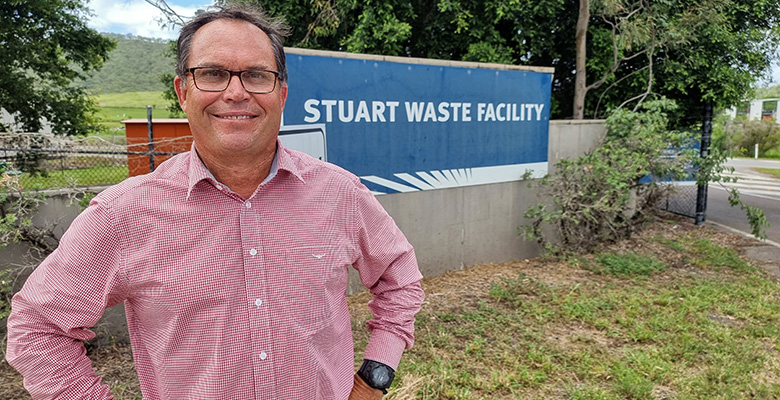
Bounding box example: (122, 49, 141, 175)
(3, 120, 607, 343)
(347, 119, 608, 293)
(348, 179, 544, 293)
(1, 189, 91, 272)
(548, 119, 607, 165)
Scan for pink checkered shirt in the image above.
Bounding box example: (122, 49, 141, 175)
(7, 142, 424, 399)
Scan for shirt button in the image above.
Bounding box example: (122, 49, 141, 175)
(255, 298, 263, 307)
(215, 184, 222, 191)
(259, 352, 268, 360)
(245, 201, 252, 209)
(249, 248, 257, 256)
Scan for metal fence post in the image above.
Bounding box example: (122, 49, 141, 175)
(147, 105, 154, 172)
(695, 101, 713, 225)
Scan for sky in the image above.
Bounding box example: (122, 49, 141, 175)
(86, 0, 780, 85)
(87, 0, 209, 40)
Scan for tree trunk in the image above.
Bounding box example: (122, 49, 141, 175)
(573, 0, 590, 119)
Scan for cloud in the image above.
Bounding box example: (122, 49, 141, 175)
(87, 0, 209, 40)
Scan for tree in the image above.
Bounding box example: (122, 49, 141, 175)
(573, 0, 589, 119)
(755, 84, 780, 99)
(577, 0, 780, 127)
(148, 0, 780, 125)
(524, 99, 693, 253)
(0, 0, 116, 136)
(654, 0, 780, 128)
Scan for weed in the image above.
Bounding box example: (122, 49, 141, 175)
(611, 362, 654, 399)
(689, 239, 751, 271)
(568, 384, 618, 400)
(593, 252, 666, 277)
(489, 273, 550, 308)
(110, 383, 142, 400)
(650, 235, 686, 251)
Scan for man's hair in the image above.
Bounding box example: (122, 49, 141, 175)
(176, 6, 290, 82)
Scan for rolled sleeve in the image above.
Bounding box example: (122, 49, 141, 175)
(350, 183, 424, 369)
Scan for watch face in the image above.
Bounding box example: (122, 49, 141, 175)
(372, 367, 391, 386)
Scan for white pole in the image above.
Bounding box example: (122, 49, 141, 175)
(755, 143, 759, 159)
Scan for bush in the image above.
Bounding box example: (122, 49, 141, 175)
(721, 118, 780, 157)
(522, 99, 767, 255)
(523, 99, 693, 254)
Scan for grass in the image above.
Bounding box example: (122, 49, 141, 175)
(0, 269, 14, 322)
(755, 167, 780, 179)
(347, 227, 780, 399)
(97, 106, 169, 121)
(17, 166, 129, 189)
(94, 91, 174, 130)
(95, 91, 168, 108)
(593, 252, 666, 276)
(4, 218, 779, 399)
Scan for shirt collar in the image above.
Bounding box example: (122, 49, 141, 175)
(275, 139, 306, 184)
(186, 139, 305, 198)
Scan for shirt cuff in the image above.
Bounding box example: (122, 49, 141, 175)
(362, 329, 407, 370)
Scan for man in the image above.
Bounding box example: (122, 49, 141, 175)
(6, 6, 424, 399)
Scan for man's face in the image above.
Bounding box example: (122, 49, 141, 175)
(174, 19, 287, 162)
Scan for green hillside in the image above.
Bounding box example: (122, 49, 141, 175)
(81, 33, 175, 94)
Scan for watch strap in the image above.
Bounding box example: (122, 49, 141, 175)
(357, 359, 395, 394)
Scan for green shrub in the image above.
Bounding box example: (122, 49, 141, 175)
(722, 118, 780, 157)
(523, 99, 693, 254)
(523, 99, 767, 255)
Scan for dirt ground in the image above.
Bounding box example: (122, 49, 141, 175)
(2, 213, 776, 399)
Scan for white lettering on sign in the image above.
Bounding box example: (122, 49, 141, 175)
(304, 99, 401, 123)
(303, 99, 545, 124)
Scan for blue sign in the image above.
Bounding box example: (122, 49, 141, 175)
(640, 134, 701, 184)
(282, 50, 553, 194)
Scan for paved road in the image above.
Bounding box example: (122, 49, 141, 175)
(725, 158, 780, 172)
(705, 158, 780, 244)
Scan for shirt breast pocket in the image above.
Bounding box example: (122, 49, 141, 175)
(283, 245, 346, 334)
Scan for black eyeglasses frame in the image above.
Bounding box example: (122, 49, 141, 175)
(185, 67, 280, 94)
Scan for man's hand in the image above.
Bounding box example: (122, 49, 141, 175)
(348, 373, 384, 400)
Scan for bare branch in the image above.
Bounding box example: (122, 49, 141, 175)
(586, 3, 649, 93)
(592, 65, 649, 117)
(144, 0, 188, 27)
(629, 0, 656, 111)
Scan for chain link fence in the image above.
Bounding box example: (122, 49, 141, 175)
(0, 133, 193, 189)
(655, 130, 703, 219)
(2, 131, 707, 216)
(657, 182, 699, 218)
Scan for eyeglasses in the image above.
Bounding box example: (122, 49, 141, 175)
(186, 67, 280, 94)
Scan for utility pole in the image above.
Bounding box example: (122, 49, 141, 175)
(695, 101, 713, 225)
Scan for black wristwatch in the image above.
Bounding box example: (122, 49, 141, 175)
(357, 359, 395, 394)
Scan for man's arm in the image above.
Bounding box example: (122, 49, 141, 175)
(6, 201, 126, 399)
(349, 372, 384, 400)
(350, 182, 425, 371)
